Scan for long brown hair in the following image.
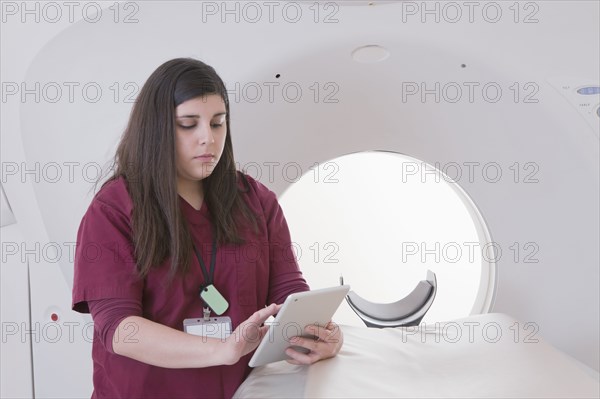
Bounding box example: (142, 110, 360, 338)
(97, 58, 259, 279)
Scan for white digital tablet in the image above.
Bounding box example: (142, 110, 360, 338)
(248, 285, 350, 368)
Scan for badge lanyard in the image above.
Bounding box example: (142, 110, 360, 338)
(192, 228, 229, 320)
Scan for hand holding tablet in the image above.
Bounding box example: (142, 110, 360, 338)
(248, 285, 350, 367)
(285, 320, 344, 365)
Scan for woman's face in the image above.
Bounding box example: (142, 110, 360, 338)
(174, 94, 227, 185)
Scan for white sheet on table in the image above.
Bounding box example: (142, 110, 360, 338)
(234, 313, 599, 398)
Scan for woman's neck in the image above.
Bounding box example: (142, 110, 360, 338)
(177, 179, 204, 211)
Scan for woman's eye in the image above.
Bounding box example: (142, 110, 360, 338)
(177, 123, 223, 130)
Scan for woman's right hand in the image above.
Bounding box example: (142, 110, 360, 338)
(223, 303, 281, 365)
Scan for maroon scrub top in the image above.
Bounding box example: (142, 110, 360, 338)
(72, 172, 310, 398)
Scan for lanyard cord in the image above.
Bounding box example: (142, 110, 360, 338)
(192, 228, 217, 287)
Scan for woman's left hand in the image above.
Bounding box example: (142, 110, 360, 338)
(285, 321, 343, 365)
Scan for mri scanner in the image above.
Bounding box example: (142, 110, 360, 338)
(1, 0, 599, 397)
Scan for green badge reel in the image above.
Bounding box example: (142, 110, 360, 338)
(200, 284, 229, 315)
(184, 284, 231, 339)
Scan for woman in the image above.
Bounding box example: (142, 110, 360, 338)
(71, 58, 343, 398)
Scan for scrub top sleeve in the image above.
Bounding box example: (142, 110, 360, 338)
(256, 181, 310, 305)
(72, 199, 143, 314)
(88, 297, 143, 354)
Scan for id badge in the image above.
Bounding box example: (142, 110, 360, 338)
(183, 316, 232, 340)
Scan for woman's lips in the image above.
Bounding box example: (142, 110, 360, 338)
(194, 155, 215, 161)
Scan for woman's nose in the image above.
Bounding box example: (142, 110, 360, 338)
(196, 123, 215, 144)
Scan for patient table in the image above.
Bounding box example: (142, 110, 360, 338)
(235, 313, 600, 398)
